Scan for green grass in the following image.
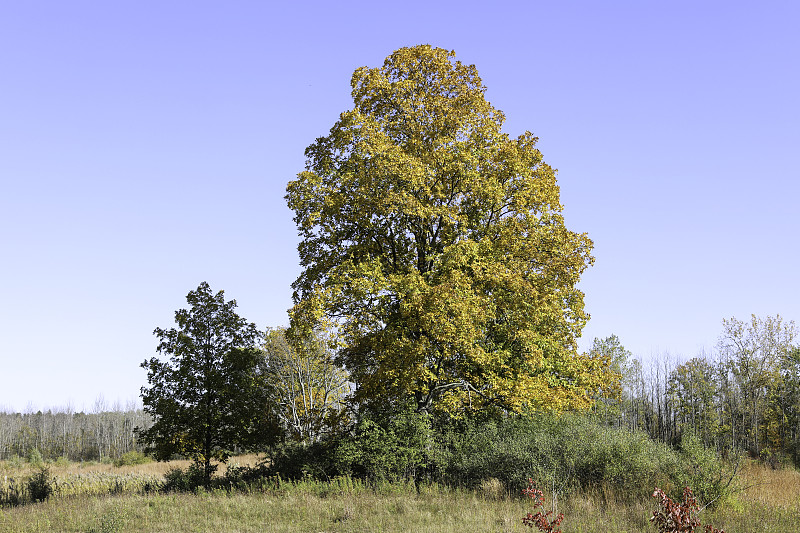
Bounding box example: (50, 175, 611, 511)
(0, 488, 531, 533)
(1, 457, 799, 532)
(1, 481, 799, 533)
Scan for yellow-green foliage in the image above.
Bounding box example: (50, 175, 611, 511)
(287, 45, 614, 416)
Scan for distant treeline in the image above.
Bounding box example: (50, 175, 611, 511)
(594, 316, 800, 466)
(0, 408, 152, 462)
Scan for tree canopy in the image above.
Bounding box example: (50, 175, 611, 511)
(138, 282, 277, 482)
(286, 45, 610, 415)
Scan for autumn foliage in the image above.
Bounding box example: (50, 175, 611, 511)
(286, 45, 613, 416)
(521, 479, 564, 532)
(651, 487, 724, 533)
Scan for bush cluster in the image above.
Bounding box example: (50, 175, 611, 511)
(4, 409, 737, 513)
(262, 408, 431, 484)
(161, 463, 213, 493)
(27, 466, 54, 502)
(0, 465, 55, 506)
(675, 431, 738, 507)
(435, 412, 682, 498)
(113, 450, 151, 468)
(251, 408, 735, 507)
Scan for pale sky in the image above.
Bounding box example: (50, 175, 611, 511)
(1, 1, 798, 412)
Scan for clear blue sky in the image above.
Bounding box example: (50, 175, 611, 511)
(2, 1, 798, 412)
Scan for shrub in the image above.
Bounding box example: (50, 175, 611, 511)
(567, 417, 681, 496)
(254, 410, 738, 505)
(162, 463, 212, 493)
(521, 479, 564, 532)
(335, 410, 431, 482)
(434, 416, 535, 491)
(438, 413, 681, 497)
(222, 460, 271, 491)
(113, 450, 151, 467)
(27, 465, 54, 502)
(651, 487, 724, 533)
(266, 440, 338, 481)
(27, 448, 44, 468)
(266, 405, 431, 485)
(676, 431, 738, 508)
(6, 455, 25, 470)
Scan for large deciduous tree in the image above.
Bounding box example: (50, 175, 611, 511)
(138, 282, 276, 483)
(286, 45, 608, 415)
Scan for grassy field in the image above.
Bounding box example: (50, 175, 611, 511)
(0, 453, 263, 478)
(1, 456, 799, 532)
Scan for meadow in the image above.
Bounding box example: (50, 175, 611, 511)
(1, 455, 799, 532)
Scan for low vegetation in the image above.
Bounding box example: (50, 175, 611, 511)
(0, 455, 798, 532)
(3, 413, 799, 532)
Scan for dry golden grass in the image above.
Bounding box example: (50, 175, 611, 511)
(2, 453, 263, 478)
(0, 486, 534, 533)
(1, 453, 267, 506)
(737, 460, 800, 509)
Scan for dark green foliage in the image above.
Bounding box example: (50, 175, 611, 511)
(261, 410, 717, 500)
(161, 463, 214, 493)
(334, 409, 431, 482)
(159, 461, 277, 494)
(434, 413, 685, 499)
(27, 465, 54, 502)
(264, 406, 431, 484)
(220, 461, 272, 490)
(139, 282, 281, 485)
(439, 414, 738, 506)
(265, 440, 338, 481)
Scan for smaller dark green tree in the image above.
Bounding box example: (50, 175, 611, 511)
(138, 282, 277, 485)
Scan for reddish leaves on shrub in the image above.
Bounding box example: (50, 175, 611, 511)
(521, 480, 724, 533)
(651, 487, 724, 533)
(522, 479, 564, 533)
